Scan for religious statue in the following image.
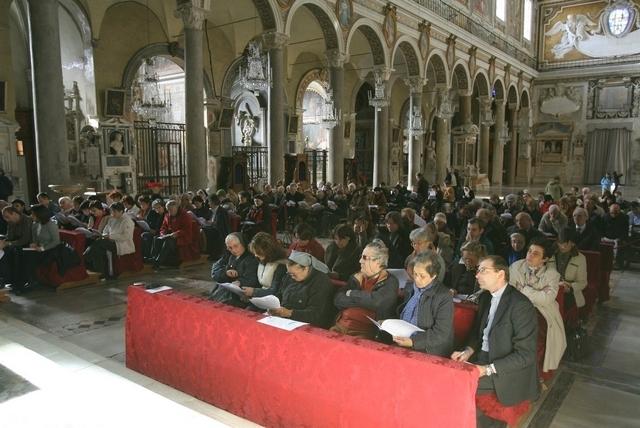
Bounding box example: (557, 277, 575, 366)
(109, 131, 125, 155)
(545, 14, 600, 59)
(237, 110, 257, 146)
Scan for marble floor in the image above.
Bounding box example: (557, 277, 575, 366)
(1, 259, 639, 427)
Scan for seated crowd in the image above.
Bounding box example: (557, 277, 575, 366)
(0, 173, 631, 427)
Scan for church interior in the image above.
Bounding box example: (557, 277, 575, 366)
(2, 0, 640, 427)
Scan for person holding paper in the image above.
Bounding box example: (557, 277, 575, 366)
(242, 232, 288, 299)
(83, 202, 135, 279)
(393, 251, 454, 357)
(332, 239, 399, 337)
(451, 255, 538, 425)
(149, 200, 195, 270)
(268, 251, 334, 328)
(10, 204, 61, 294)
(210, 233, 259, 307)
(324, 224, 361, 281)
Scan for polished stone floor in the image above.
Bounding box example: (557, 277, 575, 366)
(1, 258, 639, 427)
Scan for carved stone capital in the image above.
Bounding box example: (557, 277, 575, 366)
(325, 49, 349, 68)
(175, 2, 208, 30)
(373, 66, 392, 83)
(262, 31, 289, 50)
(404, 76, 427, 94)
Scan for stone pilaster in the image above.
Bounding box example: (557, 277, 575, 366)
(404, 76, 426, 189)
(478, 96, 493, 175)
(491, 101, 506, 185)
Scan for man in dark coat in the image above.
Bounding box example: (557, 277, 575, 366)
(0, 169, 13, 202)
(452, 255, 538, 427)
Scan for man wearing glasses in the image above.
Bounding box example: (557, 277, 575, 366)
(451, 255, 538, 427)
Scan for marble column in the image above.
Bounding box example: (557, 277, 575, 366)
(506, 104, 518, 186)
(371, 68, 391, 187)
(326, 49, 347, 185)
(478, 96, 493, 175)
(29, 0, 70, 190)
(176, 2, 208, 190)
(404, 76, 426, 189)
(435, 88, 453, 184)
(459, 95, 472, 125)
(491, 101, 506, 185)
(263, 31, 288, 185)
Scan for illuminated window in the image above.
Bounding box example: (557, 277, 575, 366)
(523, 0, 533, 40)
(496, 0, 506, 21)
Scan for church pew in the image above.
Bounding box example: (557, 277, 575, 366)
(598, 242, 614, 302)
(113, 225, 144, 277)
(126, 285, 479, 428)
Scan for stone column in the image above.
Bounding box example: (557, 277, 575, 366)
(370, 68, 391, 187)
(326, 49, 347, 185)
(404, 77, 426, 189)
(28, 0, 70, 190)
(506, 104, 518, 186)
(459, 95, 472, 125)
(478, 96, 493, 175)
(435, 88, 453, 184)
(176, 2, 208, 190)
(491, 101, 506, 185)
(263, 31, 288, 185)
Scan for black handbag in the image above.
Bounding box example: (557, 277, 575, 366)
(565, 324, 589, 361)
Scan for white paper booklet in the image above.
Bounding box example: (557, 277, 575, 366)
(145, 285, 173, 294)
(367, 317, 424, 338)
(249, 295, 281, 310)
(257, 316, 308, 331)
(217, 282, 244, 296)
(387, 269, 411, 289)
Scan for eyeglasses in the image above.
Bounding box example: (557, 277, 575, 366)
(477, 266, 499, 274)
(361, 254, 376, 261)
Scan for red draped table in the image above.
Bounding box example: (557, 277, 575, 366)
(126, 286, 479, 428)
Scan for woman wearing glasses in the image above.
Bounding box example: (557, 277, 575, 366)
(331, 239, 399, 337)
(394, 251, 454, 357)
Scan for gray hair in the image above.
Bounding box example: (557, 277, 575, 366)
(413, 251, 441, 278)
(548, 204, 560, 214)
(152, 199, 164, 208)
(225, 232, 245, 247)
(460, 240, 487, 258)
(433, 212, 447, 223)
(409, 227, 432, 243)
(364, 239, 389, 267)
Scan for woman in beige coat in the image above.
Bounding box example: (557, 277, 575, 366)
(548, 228, 587, 310)
(510, 238, 566, 373)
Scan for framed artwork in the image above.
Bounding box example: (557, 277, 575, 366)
(104, 89, 125, 117)
(383, 5, 397, 48)
(218, 108, 235, 129)
(0, 81, 5, 113)
(288, 114, 299, 134)
(418, 22, 431, 61)
(336, 0, 353, 30)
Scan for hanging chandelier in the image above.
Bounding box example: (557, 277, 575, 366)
(131, 58, 172, 119)
(238, 41, 271, 93)
(368, 72, 389, 110)
(321, 86, 340, 129)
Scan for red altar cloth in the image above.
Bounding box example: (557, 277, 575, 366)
(126, 286, 479, 428)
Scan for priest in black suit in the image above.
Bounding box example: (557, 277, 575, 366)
(452, 255, 539, 427)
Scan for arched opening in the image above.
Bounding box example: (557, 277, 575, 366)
(131, 56, 185, 124)
(354, 82, 375, 185)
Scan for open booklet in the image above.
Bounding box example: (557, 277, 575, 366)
(249, 295, 281, 310)
(217, 282, 244, 296)
(55, 213, 87, 228)
(258, 316, 308, 331)
(367, 316, 424, 338)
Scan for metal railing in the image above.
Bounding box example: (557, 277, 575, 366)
(412, 0, 537, 69)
